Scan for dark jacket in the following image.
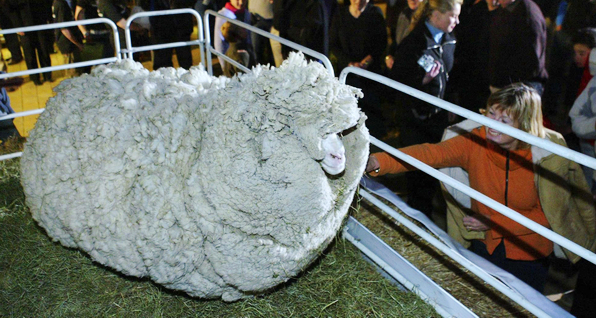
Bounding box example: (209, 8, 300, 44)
(273, 0, 335, 56)
(10, 0, 53, 28)
(489, 0, 548, 87)
(389, 20, 456, 117)
(141, 0, 195, 37)
(329, 2, 386, 75)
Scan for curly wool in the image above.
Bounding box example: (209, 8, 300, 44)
(20, 53, 369, 301)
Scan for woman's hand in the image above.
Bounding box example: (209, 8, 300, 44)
(365, 155, 380, 174)
(422, 61, 441, 85)
(463, 214, 490, 232)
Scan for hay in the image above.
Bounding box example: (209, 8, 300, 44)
(353, 196, 534, 318)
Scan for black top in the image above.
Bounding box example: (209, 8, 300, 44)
(489, 0, 548, 87)
(273, 0, 335, 56)
(329, 3, 387, 75)
(9, 0, 53, 28)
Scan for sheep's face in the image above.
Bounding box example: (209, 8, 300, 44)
(320, 133, 345, 175)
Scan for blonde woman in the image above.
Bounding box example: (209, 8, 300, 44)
(387, 0, 462, 216)
(367, 83, 596, 292)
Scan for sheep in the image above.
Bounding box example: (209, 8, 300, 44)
(20, 52, 370, 301)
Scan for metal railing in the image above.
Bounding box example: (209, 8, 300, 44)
(0, 18, 120, 81)
(124, 8, 205, 66)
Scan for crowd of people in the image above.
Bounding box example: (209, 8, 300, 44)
(2, 0, 596, 315)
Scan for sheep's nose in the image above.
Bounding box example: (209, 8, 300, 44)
(330, 152, 343, 160)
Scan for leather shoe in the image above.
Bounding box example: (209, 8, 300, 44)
(33, 78, 43, 86)
(7, 58, 23, 65)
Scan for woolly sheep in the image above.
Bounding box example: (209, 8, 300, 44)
(20, 53, 370, 301)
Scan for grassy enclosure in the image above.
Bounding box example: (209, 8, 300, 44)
(1, 138, 438, 318)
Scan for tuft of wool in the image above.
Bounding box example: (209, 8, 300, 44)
(20, 53, 369, 301)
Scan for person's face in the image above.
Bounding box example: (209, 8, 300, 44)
(429, 4, 461, 33)
(573, 44, 591, 68)
(230, 0, 245, 10)
(498, 0, 514, 8)
(485, 105, 520, 150)
(407, 0, 423, 10)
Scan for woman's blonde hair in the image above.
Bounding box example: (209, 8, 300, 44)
(409, 0, 463, 31)
(484, 83, 546, 148)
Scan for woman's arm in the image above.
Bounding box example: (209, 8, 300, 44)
(368, 133, 475, 176)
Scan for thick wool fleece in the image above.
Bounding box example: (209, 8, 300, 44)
(20, 53, 369, 301)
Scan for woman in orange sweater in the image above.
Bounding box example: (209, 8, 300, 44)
(366, 83, 596, 292)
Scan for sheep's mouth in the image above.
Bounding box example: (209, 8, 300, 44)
(321, 153, 346, 176)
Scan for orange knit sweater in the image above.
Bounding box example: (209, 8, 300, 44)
(372, 127, 553, 260)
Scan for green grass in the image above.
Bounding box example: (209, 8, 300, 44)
(0, 153, 437, 318)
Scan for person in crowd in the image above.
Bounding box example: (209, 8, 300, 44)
(488, 0, 548, 95)
(195, 0, 226, 45)
(329, 0, 387, 138)
(547, 28, 596, 159)
(385, 0, 407, 43)
(384, 0, 423, 71)
(569, 43, 596, 192)
(387, 0, 462, 216)
(0, 78, 20, 142)
(75, 0, 116, 58)
(542, 0, 596, 127)
(548, 0, 596, 83)
(0, 54, 22, 142)
(272, 0, 336, 60)
(9, 0, 54, 85)
(0, 0, 23, 65)
(214, 0, 251, 70)
(220, 21, 255, 77)
(98, 0, 147, 59)
(447, 0, 494, 113)
(248, 0, 274, 65)
(367, 83, 596, 293)
(329, 0, 386, 75)
(396, 0, 422, 47)
(571, 29, 596, 96)
(53, 0, 85, 76)
(143, 0, 196, 70)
